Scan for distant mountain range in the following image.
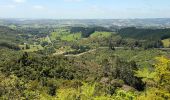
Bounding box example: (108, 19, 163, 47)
(1, 18, 170, 28)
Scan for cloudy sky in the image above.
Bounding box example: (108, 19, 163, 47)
(0, 0, 170, 19)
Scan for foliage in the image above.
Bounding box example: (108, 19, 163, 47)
(1, 24, 170, 100)
(113, 89, 137, 100)
(136, 56, 170, 99)
(162, 38, 170, 48)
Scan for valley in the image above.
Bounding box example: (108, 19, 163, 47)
(0, 19, 170, 100)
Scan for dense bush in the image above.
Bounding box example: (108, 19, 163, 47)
(119, 27, 170, 41)
(0, 42, 20, 50)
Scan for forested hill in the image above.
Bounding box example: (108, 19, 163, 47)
(118, 27, 170, 40)
(0, 26, 21, 50)
(0, 26, 19, 41)
(70, 26, 113, 37)
(70, 26, 170, 40)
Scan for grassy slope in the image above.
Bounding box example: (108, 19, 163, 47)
(90, 31, 112, 38)
(50, 29, 82, 42)
(61, 33, 81, 41)
(19, 44, 43, 52)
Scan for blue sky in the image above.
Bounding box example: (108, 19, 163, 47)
(0, 0, 170, 19)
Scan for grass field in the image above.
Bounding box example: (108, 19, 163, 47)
(53, 46, 74, 55)
(50, 29, 81, 42)
(61, 33, 81, 41)
(19, 44, 43, 52)
(90, 31, 112, 38)
(50, 30, 113, 42)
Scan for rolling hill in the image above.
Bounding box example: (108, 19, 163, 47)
(119, 27, 170, 40)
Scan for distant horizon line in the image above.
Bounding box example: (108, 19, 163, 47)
(1, 17, 170, 20)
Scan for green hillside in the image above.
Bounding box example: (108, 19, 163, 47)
(61, 33, 81, 41)
(0, 26, 22, 50)
(90, 31, 112, 38)
(119, 27, 170, 40)
(0, 26, 19, 42)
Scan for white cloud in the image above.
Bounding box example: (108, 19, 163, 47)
(13, 0, 26, 3)
(64, 0, 83, 2)
(33, 5, 45, 10)
(0, 5, 16, 8)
